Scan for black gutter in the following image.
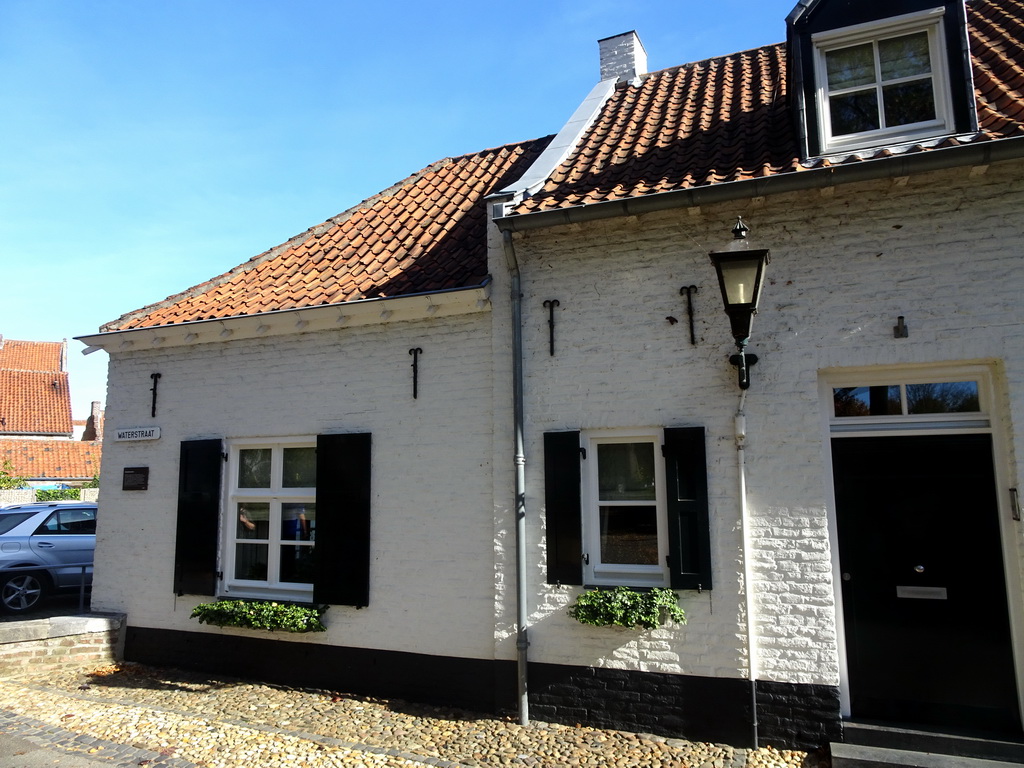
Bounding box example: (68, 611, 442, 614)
(494, 135, 1024, 233)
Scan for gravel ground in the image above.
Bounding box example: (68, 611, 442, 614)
(0, 663, 829, 768)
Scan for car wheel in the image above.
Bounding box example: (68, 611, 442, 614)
(0, 571, 47, 614)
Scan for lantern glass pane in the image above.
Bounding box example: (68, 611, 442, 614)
(719, 259, 761, 306)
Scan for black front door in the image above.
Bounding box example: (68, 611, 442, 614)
(832, 433, 1021, 734)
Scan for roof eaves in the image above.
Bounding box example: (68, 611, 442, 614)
(99, 157, 465, 334)
(495, 133, 1024, 233)
(77, 278, 494, 354)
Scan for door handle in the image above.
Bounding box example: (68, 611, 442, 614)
(36, 542, 55, 548)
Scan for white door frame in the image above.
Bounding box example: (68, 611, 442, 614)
(818, 361, 1024, 724)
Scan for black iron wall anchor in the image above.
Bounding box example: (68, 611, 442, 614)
(680, 285, 698, 346)
(150, 373, 162, 417)
(543, 299, 560, 356)
(409, 348, 423, 399)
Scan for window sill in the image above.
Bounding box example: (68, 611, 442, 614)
(221, 585, 313, 603)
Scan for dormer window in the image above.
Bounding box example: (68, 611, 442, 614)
(814, 8, 953, 153)
(788, 0, 976, 159)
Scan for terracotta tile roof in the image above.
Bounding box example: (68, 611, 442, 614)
(0, 370, 74, 436)
(0, 439, 101, 481)
(515, 0, 1024, 214)
(107, 139, 551, 331)
(0, 338, 64, 373)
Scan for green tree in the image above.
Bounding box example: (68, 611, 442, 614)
(0, 459, 26, 490)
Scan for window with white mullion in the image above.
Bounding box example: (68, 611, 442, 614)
(584, 432, 669, 586)
(226, 442, 317, 596)
(816, 15, 949, 152)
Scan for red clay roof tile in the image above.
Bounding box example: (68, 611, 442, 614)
(103, 2, 1022, 330)
(0, 439, 101, 481)
(105, 138, 551, 331)
(0, 339, 73, 436)
(0, 339, 64, 373)
(515, 0, 1024, 215)
(0, 371, 74, 436)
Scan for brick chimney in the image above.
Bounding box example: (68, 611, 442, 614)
(83, 401, 104, 442)
(598, 31, 647, 83)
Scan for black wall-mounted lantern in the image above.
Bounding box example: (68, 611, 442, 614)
(708, 217, 770, 390)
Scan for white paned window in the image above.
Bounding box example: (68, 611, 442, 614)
(814, 9, 952, 153)
(582, 429, 669, 587)
(225, 439, 316, 600)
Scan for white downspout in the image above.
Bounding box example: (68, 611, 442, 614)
(502, 228, 530, 726)
(736, 391, 759, 747)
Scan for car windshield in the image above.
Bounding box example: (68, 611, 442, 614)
(0, 512, 36, 535)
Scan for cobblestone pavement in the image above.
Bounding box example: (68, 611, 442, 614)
(0, 663, 829, 768)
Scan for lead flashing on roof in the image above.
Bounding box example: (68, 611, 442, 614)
(75, 280, 493, 354)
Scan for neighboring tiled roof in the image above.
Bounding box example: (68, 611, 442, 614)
(0, 370, 74, 436)
(515, 0, 1024, 214)
(0, 439, 101, 481)
(106, 139, 552, 331)
(0, 338, 64, 373)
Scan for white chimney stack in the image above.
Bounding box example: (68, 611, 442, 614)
(598, 31, 647, 83)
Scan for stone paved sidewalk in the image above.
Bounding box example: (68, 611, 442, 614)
(0, 663, 828, 768)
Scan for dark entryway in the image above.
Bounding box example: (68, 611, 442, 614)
(832, 433, 1021, 735)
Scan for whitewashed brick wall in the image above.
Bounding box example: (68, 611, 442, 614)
(494, 158, 1024, 688)
(92, 156, 1024, 691)
(92, 312, 500, 661)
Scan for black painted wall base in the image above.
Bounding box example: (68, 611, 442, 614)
(125, 627, 841, 750)
(529, 663, 842, 749)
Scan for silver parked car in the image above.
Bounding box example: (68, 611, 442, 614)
(0, 502, 97, 614)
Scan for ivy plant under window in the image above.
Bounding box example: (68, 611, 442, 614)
(568, 586, 686, 630)
(190, 599, 327, 632)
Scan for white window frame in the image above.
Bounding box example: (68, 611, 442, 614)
(223, 436, 316, 601)
(581, 428, 670, 588)
(827, 366, 991, 434)
(813, 7, 954, 154)
(818, 363, 1024, 723)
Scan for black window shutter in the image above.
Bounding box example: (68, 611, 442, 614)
(543, 431, 583, 585)
(663, 427, 712, 590)
(174, 439, 223, 596)
(314, 433, 372, 607)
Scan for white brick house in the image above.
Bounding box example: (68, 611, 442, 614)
(78, 0, 1024, 752)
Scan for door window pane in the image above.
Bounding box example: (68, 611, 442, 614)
(238, 449, 271, 488)
(599, 505, 659, 564)
(282, 447, 316, 487)
(598, 443, 656, 501)
(834, 386, 901, 417)
(906, 382, 980, 414)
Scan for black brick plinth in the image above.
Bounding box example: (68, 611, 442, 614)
(126, 627, 840, 750)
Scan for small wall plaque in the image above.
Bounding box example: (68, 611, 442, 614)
(115, 426, 161, 441)
(896, 586, 947, 600)
(122, 467, 150, 491)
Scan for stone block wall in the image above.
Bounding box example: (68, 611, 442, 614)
(0, 615, 125, 675)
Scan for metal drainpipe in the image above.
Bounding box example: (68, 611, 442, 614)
(502, 228, 530, 726)
(735, 390, 759, 748)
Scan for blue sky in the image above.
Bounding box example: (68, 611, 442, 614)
(1, 1, 794, 420)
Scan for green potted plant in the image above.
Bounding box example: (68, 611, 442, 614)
(568, 586, 686, 629)
(190, 599, 328, 633)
